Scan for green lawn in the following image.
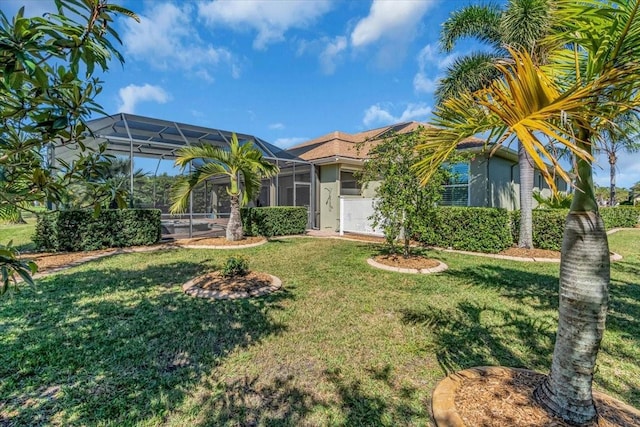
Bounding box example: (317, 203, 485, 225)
(1, 229, 638, 426)
(0, 220, 36, 252)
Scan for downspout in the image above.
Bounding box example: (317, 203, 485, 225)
(485, 156, 491, 207)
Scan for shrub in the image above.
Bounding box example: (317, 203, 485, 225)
(600, 206, 640, 229)
(241, 207, 308, 237)
(221, 256, 249, 278)
(510, 207, 640, 250)
(512, 209, 568, 251)
(34, 209, 161, 252)
(33, 212, 59, 251)
(418, 207, 513, 253)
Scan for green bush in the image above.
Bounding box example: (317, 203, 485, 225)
(510, 207, 640, 250)
(241, 207, 308, 237)
(418, 207, 513, 253)
(34, 209, 161, 252)
(600, 206, 640, 229)
(511, 209, 568, 251)
(221, 256, 249, 278)
(33, 212, 59, 251)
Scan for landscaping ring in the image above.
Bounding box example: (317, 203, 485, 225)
(182, 271, 282, 299)
(367, 257, 448, 274)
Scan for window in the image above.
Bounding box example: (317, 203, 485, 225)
(441, 162, 469, 206)
(340, 170, 361, 196)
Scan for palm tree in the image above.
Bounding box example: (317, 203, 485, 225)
(170, 133, 279, 241)
(597, 111, 640, 206)
(438, 0, 553, 249)
(415, 0, 640, 423)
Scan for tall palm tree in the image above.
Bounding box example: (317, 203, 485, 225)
(416, 0, 640, 423)
(597, 111, 640, 206)
(170, 133, 279, 241)
(438, 0, 553, 249)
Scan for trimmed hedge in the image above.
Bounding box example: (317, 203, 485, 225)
(418, 207, 513, 253)
(34, 209, 161, 252)
(511, 209, 568, 251)
(510, 207, 640, 250)
(600, 206, 640, 228)
(241, 206, 308, 237)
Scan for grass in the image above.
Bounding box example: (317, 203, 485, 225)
(0, 219, 36, 252)
(0, 227, 639, 426)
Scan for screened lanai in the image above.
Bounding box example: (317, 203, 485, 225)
(51, 113, 316, 238)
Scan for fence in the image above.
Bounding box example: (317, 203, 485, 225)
(339, 197, 383, 236)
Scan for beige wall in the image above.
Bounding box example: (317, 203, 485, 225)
(319, 164, 340, 229)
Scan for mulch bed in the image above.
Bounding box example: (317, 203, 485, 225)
(19, 250, 117, 274)
(499, 247, 561, 259)
(182, 271, 281, 299)
(455, 369, 639, 427)
(173, 236, 266, 246)
(373, 254, 441, 270)
(17, 237, 267, 275)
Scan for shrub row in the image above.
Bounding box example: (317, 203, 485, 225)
(241, 206, 308, 237)
(34, 209, 161, 252)
(417, 207, 513, 253)
(415, 206, 639, 253)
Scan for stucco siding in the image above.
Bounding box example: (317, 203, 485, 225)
(469, 157, 488, 207)
(489, 156, 518, 209)
(319, 164, 340, 229)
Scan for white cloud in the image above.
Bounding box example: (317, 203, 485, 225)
(269, 123, 285, 130)
(274, 137, 308, 148)
(198, 0, 332, 49)
(117, 84, 170, 114)
(351, 0, 436, 48)
(319, 36, 347, 74)
(363, 103, 432, 127)
(413, 43, 458, 94)
(122, 2, 237, 78)
(413, 73, 438, 94)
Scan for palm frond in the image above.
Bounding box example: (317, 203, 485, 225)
(173, 145, 231, 169)
(440, 4, 503, 52)
(436, 52, 503, 103)
(501, 0, 554, 53)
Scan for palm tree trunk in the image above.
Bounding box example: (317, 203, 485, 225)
(534, 135, 609, 426)
(226, 194, 244, 241)
(608, 152, 616, 207)
(518, 141, 534, 248)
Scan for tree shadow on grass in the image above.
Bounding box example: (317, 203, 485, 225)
(400, 301, 555, 377)
(0, 261, 292, 425)
(448, 264, 640, 345)
(323, 365, 425, 426)
(182, 374, 319, 426)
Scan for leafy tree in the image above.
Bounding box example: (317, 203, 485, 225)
(61, 156, 146, 209)
(0, 0, 139, 294)
(170, 133, 279, 241)
(438, 0, 554, 249)
(596, 111, 640, 206)
(357, 130, 448, 257)
(415, 0, 640, 424)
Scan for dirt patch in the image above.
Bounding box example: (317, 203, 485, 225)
(499, 247, 561, 259)
(373, 254, 441, 270)
(455, 369, 639, 427)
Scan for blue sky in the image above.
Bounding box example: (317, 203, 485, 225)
(4, 0, 639, 188)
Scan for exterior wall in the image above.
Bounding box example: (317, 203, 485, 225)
(469, 157, 488, 207)
(489, 156, 519, 209)
(319, 164, 340, 230)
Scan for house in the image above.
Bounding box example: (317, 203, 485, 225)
(287, 122, 567, 231)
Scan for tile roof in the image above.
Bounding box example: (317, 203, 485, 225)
(286, 121, 485, 162)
